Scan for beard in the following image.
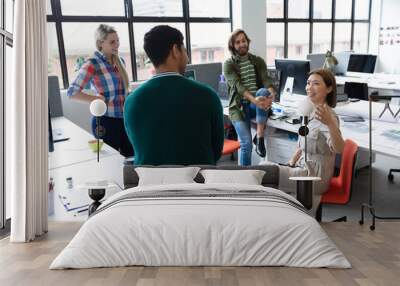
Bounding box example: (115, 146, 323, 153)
(235, 46, 249, 56)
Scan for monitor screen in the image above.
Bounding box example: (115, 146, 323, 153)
(275, 59, 310, 96)
(347, 54, 377, 74)
(184, 62, 222, 92)
(184, 69, 196, 81)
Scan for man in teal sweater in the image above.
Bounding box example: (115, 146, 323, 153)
(124, 25, 224, 165)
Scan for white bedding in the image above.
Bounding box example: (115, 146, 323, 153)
(50, 183, 351, 269)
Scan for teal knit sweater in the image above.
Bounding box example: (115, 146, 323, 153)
(124, 73, 224, 165)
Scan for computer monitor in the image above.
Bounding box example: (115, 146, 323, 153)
(275, 59, 310, 106)
(184, 69, 196, 81)
(307, 53, 326, 70)
(347, 54, 377, 74)
(184, 62, 222, 92)
(334, 51, 352, 75)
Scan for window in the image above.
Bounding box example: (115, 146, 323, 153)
(334, 23, 351, 52)
(335, 0, 352, 19)
(313, 0, 332, 19)
(5, 44, 11, 221)
(62, 22, 132, 83)
(353, 23, 369, 53)
(313, 23, 332, 54)
(46, 0, 52, 15)
(47, 0, 232, 86)
(5, 0, 14, 32)
(47, 23, 63, 87)
(288, 23, 309, 59)
(288, 0, 309, 19)
(189, 0, 230, 18)
(133, 23, 185, 80)
(60, 0, 126, 16)
(190, 23, 230, 65)
(1, 0, 14, 231)
(132, 0, 183, 17)
(355, 0, 370, 20)
(266, 0, 371, 65)
(266, 22, 284, 65)
(266, 0, 283, 18)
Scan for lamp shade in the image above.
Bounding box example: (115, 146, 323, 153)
(89, 99, 107, 117)
(297, 97, 314, 117)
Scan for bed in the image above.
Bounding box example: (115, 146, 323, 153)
(50, 165, 350, 269)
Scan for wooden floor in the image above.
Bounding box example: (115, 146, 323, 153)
(1, 222, 399, 286)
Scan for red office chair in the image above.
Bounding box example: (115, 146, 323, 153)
(222, 124, 240, 161)
(316, 139, 358, 222)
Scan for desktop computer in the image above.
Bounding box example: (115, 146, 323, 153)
(347, 54, 377, 74)
(275, 59, 310, 108)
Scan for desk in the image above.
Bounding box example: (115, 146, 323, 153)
(48, 117, 125, 221)
(336, 75, 400, 91)
(264, 101, 400, 167)
(226, 101, 400, 165)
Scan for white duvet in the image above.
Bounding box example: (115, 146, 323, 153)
(50, 183, 351, 269)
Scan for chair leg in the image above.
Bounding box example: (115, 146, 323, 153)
(230, 153, 235, 161)
(316, 204, 322, 222)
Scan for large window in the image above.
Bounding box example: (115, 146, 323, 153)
(1, 0, 14, 231)
(47, 0, 232, 87)
(266, 0, 371, 65)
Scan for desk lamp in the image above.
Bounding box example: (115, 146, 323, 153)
(89, 99, 107, 162)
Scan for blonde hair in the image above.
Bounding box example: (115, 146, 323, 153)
(95, 24, 130, 92)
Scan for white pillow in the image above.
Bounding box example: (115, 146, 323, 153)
(135, 167, 201, 186)
(200, 169, 266, 185)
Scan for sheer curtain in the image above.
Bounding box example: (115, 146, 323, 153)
(8, 0, 48, 242)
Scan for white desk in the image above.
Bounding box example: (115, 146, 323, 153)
(336, 75, 400, 91)
(48, 117, 125, 221)
(49, 117, 120, 170)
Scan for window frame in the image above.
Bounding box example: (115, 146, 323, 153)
(266, 0, 371, 63)
(0, 0, 13, 233)
(47, 0, 233, 88)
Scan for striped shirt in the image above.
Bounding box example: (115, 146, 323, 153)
(238, 55, 258, 96)
(67, 51, 127, 118)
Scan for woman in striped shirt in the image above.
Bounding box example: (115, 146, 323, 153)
(67, 24, 133, 157)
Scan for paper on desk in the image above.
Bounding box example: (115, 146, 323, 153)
(381, 129, 400, 141)
(341, 122, 370, 133)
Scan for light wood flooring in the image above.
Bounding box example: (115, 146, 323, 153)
(1, 222, 400, 286)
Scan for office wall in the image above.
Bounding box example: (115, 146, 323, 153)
(374, 0, 400, 73)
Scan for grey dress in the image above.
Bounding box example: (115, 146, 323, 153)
(278, 108, 340, 215)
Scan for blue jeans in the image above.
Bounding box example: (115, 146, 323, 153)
(232, 88, 270, 166)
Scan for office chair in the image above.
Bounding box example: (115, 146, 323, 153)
(222, 124, 240, 161)
(344, 82, 369, 100)
(388, 169, 400, 182)
(315, 139, 358, 222)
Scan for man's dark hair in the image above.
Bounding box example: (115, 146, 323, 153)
(144, 25, 184, 67)
(228, 29, 251, 55)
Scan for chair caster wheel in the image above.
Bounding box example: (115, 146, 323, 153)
(388, 173, 394, 182)
(359, 220, 363, 225)
(370, 225, 375, 231)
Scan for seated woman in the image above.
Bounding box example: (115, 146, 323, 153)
(278, 68, 345, 216)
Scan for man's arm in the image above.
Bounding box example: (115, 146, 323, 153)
(223, 60, 270, 110)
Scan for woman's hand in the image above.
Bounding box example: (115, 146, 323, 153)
(315, 103, 335, 127)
